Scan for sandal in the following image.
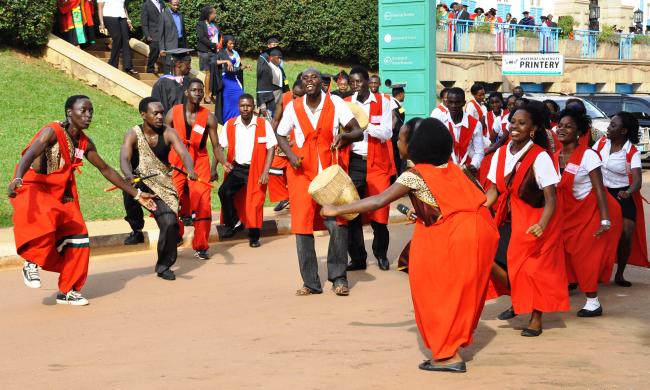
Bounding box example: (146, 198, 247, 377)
(295, 286, 318, 296)
(332, 284, 350, 296)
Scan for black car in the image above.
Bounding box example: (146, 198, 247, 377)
(574, 93, 650, 158)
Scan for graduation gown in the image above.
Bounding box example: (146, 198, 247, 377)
(151, 75, 191, 116)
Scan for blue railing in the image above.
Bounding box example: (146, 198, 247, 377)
(438, 20, 560, 54)
(574, 29, 599, 58)
(618, 33, 633, 60)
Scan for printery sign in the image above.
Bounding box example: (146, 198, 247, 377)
(502, 54, 565, 76)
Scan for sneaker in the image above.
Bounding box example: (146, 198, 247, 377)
(222, 220, 244, 239)
(181, 215, 193, 227)
(56, 290, 89, 306)
(22, 261, 41, 289)
(194, 249, 210, 260)
(124, 230, 145, 245)
(273, 199, 290, 212)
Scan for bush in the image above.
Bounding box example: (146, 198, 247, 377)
(557, 15, 577, 38)
(128, 0, 378, 68)
(598, 24, 618, 45)
(0, 0, 57, 47)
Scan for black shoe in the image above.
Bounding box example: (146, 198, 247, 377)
(176, 236, 184, 247)
(194, 250, 210, 260)
(568, 283, 579, 291)
(418, 360, 467, 373)
(180, 215, 193, 227)
(615, 277, 632, 287)
(157, 269, 176, 280)
(124, 231, 144, 245)
(377, 256, 390, 271)
(249, 239, 261, 248)
(577, 306, 602, 317)
(497, 308, 517, 320)
(273, 199, 290, 212)
(346, 262, 367, 271)
(521, 328, 543, 337)
(222, 221, 243, 239)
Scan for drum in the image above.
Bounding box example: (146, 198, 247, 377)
(308, 164, 360, 221)
(344, 101, 369, 131)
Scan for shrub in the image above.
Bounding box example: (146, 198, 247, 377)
(598, 24, 618, 45)
(0, 0, 57, 47)
(557, 15, 577, 38)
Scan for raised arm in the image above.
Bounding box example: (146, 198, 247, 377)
(85, 140, 157, 210)
(7, 127, 57, 197)
(333, 118, 364, 149)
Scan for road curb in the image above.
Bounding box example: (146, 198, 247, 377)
(0, 211, 409, 269)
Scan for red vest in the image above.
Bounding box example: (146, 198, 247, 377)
(169, 104, 210, 163)
(486, 110, 508, 140)
(292, 94, 336, 179)
(468, 99, 484, 120)
(224, 116, 269, 228)
(447, 116, 478, 166)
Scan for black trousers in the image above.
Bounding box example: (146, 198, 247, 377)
(150, 198, 179, 273)
(217, 163, 259, 240)
(347, 153, 390, 264)
(104, 17, 133, 70)
(123, 189, 145, 231)
(146, 40, 159, 73)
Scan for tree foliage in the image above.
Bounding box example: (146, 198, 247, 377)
(0, 0, 57, 47)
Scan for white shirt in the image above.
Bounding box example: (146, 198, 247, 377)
(99, 0, 127, 18)
(430, 104, 449, 122)
(441, 112, 485, 169)
(389, 97, 399, 111)
(465, 99, 487, 120)
(488, 140, 560, 189)
(150, 0, 162, 12)
(593, 139, 641, 188)
(348, 92, 392, 156)
(219, 116, 276, 165)
(561, 149, 602, 200)
(277, 92, 354, 171)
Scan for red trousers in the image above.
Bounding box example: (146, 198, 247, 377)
(268, 155, 289, 202)
(174, 155, 212, 251)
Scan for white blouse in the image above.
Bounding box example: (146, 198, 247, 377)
(593, 139, 641, 189)
(99, 0, 127, 18)
(561, 149, 602, 200)
(487, 140, 559, 189)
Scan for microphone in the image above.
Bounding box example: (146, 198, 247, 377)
(397, 203, 418, 221)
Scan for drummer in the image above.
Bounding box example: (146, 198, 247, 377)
(341, 66, 395, 271)
(276, 67, 364, 297)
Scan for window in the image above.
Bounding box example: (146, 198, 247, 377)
(462, 0, 477, 11)
(530, 7, 543, 23)
(591, 100, 622, 117)
(623, 100, 650, 119)
(497, 4, 512, 20)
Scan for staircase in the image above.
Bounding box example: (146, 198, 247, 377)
(85, 39, 216, 112)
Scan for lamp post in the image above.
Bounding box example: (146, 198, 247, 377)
(589, 0, 600, 31)
(634, 9, 643, 34)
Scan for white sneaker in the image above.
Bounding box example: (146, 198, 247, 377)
(56, 290, 89, 306)
(22, 261, 41, 289)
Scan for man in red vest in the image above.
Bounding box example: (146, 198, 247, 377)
(344, 66, 395, 271)
(8, 95, 156, 305)
(164, 78, 225, 260)
(276, 68, 364, 296)
(218, 94, 276, 247)
(441, 87, 485, 176)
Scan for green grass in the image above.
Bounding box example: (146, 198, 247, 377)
(0, 49, 345, 227)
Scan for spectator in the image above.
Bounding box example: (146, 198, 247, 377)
(505, 13, 512, 23)
(140, 0, 163, 74)
(197, 5, 221, 104)
(58, 0, 96, 47)
(471, 8, 485, 22)
(437, 4, 449, 25)
(448, 2, 458, 19)
(159, 0, 187, 74)
(331, 70, 352, 98)
(513, 86, 524, 98)
(510, 17, 518, 25)
(519, 11, 535, 26)
(547, 14, 557, 28)
(98, 0, 137, 75)
(257, 35, 283, 118)
(217, 35, 248, 122)
(457, 5, 470, 20)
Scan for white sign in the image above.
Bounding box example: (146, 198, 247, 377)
(502, 53, 564, 76)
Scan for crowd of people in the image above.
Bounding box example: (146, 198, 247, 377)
(10, 2, 650, 376)
(437, 3, 558, 29)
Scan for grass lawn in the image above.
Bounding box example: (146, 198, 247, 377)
(0, 49, 346, 228)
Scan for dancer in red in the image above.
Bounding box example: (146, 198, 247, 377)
(555, 108, 622, 316)
(485, 101, 569, 336)
(594, 112, 649, 286)
(165, 78, 224, 260)
(218, 94, 276, 247)
(8, 95, 156, 305)
(478, 92, 510, 189)
(322, 118, 498, 373)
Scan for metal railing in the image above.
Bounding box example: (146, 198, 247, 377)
(573, 29, 599, 58)
(438, 20, 561, 54)
(618, 33, 634, 60)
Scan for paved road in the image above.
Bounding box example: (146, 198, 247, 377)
(0, 223, 648, 389)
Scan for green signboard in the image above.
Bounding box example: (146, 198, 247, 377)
(379, 0, 436, 119)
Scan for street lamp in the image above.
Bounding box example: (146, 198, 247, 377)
(634, 9, 643, 33)
(589, 0, 600, 31)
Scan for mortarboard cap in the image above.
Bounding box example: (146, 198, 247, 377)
(388, 83, 406, 89)
(268, 48, 283, 57)
(523, 11, 530, 14)
(264, 34, 281, 46)
(166, 47, 193, 62)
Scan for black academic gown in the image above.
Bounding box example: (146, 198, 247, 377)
(151, 75, 191, 116)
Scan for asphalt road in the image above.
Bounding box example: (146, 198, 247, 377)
(0, 223, 648, 390)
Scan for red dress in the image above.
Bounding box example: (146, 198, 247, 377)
(555, 146, 623, 291)
(409, 163, 498, 359)
(11, 122, 90, 293)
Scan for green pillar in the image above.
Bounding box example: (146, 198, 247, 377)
(378, 0, 436, 120)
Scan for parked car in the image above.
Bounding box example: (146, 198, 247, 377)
(574, 93, 650, 158)
(525, 94, 611, 146)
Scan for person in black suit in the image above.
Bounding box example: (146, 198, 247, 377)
(158, 0, 187, 74)
(141, 0, 164, 74)
(196, 5, 221, 104)
(256, 35, 283, 118)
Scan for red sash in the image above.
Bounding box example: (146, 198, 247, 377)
(447, 116, 478, 166)
(170, 104, 210, 160)
(223, 116, 269, 228)
(282, 91, 293, 108)
(438, 104, 448, 113)
(468, 99, 484, 120)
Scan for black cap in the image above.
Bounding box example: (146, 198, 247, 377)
(523, 11, 530, 14)
(387, 83, 406, 89)
(268, 48, 283, 57)
(166, 47, 193, 62)
(322, 73, 332, 82)
(264, 34, 281, 46)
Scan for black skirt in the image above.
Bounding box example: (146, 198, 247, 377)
(607, 186, 637, 221)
